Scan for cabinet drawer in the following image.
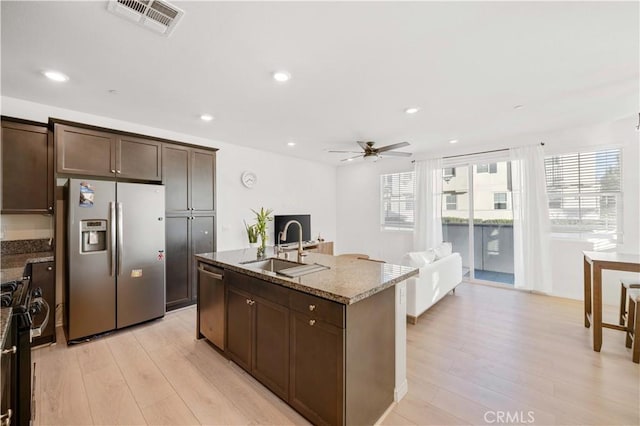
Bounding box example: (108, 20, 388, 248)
(226, 270, 288, 307)
(289, 291, 344, 329)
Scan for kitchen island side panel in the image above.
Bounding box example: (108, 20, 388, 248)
(345, 285, 395, 426)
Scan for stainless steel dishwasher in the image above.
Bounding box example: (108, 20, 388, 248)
(198, 263, 225, 350)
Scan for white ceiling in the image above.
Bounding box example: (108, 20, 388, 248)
(1, 1, 638, 164)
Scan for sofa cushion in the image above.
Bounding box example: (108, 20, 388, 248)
(434, 242, 452, 259)
(405, 251, 436, 268)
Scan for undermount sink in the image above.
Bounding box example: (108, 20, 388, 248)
(240, 257, 330, 278)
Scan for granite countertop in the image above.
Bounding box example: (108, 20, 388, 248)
(196, 248, 418, 305)
(0, 307, 11, 350)
(0, 251, 54, 284)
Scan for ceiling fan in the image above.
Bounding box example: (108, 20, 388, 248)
(329, 141, 412, 162)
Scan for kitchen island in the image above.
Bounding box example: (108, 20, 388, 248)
(195, 248, 418, 426)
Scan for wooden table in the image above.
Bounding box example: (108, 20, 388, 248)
(583, 251, 640, 351)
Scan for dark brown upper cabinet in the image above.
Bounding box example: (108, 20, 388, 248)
(116, 135, 162, 181)
(55, 123, 161, 181)
(163, 144, 215, 214)
(1, 119, 54, 214)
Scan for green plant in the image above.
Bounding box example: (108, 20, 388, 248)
(244, 220, 258, 244)
(251, 207, 273, 256)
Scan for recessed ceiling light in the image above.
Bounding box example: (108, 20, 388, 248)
(200, 114, 214, 122)
(287, 142, 296, 147)
(449, 139, 459, 144)
(347, 158, 354, 162)
(42, 70, 69, 82)
(273, 71, 291, 83)
(404, 107, 420, 115)
(513, 104, 525, 110)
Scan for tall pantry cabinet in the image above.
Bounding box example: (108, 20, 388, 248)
(163, 145, 216, 310)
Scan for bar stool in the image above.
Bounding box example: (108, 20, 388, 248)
(625, 289, 640, 363)
(618, 279, 640, 326)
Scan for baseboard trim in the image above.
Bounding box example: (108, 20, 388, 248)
(394, 378, 408, 402)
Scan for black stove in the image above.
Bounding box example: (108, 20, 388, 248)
(1, 276, 49, 425)
(1, 279, 27, 308)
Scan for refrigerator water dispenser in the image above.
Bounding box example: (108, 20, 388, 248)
(80, 220, 107, 253)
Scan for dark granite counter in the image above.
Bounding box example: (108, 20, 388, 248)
(1, 251, 54, 284)
(0, 307, 11, 349)
(195, 248, 418, 305)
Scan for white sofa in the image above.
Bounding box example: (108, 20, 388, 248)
(402, 251, 462, 324)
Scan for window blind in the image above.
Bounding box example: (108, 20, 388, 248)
(381, 171, 415, 229)
(544, 149, 621, 238)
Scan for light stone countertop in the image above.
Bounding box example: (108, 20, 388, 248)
(195, 248, 418, 305)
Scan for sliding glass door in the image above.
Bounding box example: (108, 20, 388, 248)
(442, 161, 514, 285)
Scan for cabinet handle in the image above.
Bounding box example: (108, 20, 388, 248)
(198, 267, 222, 280)
(250, 300, 255, 306)
(309, 319, 316, 326)
(246, 299, 255, 306)
(308, 304, 316, 311)
(111, 169, 116, 173)
(48, 206, 53, 211)
(1, 346, 16, 355)
(47, 266, 53, 271)
(116, 170, 121, 174)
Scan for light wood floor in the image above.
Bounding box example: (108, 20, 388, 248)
(33, 283, 640, 425)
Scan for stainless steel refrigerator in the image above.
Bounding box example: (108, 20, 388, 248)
(67, 178, 166, 342)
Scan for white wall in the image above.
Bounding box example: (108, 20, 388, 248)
(337, 115, 640, 306)
(1, 96, 337, 250)
(336, 158, 413, 264)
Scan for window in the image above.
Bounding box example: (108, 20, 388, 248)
(443, 167, 456, 183)
(493, 192, 507, 210)
(544, 148, 622, 239)
(446, 194, 457, 210)
(477, 163, 497, 174)
(381, 171, 415, 229)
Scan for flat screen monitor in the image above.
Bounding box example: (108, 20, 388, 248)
(274, 214, 311, 245)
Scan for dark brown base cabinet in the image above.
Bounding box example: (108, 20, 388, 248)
(225, 270, 290, 401)
(289, 311, 344, 426)
(198, 265, 396, 426)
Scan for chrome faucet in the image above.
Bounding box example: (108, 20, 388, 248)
(278, 220, 307, 260)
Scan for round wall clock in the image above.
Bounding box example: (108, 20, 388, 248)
(241, 171, 257, 188)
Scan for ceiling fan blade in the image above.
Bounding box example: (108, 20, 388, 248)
(341, 155, 363, 162)
(356, 141, 370, 150)
(380, 151, 412, 157)
(375, 141, 410, 153)
(328, 150, 363, 154)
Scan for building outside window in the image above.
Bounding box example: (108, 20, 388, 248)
(445, 194, 457, 210)
(544, 148, 622, 240)
(477, 163, 497, 174)
(494, 192, 507, 210)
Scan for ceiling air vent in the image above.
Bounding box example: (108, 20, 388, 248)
(107, 0, 184, 37)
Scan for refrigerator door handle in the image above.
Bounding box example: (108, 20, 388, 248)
(110, 202, 116, 276)
(117, 202, 124, 276)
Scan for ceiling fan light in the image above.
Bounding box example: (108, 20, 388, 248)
(364, 154, 378, 162)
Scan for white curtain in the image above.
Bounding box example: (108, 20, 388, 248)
(510, 145, 552, 293)
(414, 158, 443, 251)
